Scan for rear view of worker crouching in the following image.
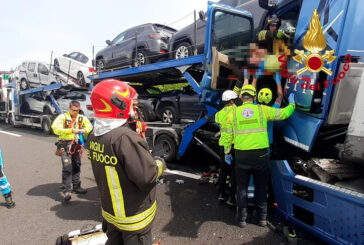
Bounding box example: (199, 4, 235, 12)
(225, 85, 295, 228)
(51, 101, 93, 202)
(86, 79, 164, 245)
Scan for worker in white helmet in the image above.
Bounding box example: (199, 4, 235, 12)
(215, 90, 238, 206)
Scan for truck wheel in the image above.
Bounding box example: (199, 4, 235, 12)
(7, 114, 15, 126)
(160, 106, 178, 124)
(174, 42, 192, 59)
(156, 134, 176, 162)
(42, 117, 52, 135)
(20, 79, 29, 90)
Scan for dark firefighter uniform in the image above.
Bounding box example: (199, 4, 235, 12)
(86, 125, 164, 244)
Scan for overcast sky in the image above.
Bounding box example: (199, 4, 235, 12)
(0, 0, 215, 70)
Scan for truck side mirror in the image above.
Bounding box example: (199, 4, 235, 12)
(258, 0, 278, 10)
(106, 40, 111, 46)
(199, 10, 206, 22)
(63, 54, 68, 57)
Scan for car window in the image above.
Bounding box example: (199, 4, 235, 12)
(68, 52, 79, 60)
(28, 62, 36, 72)
(153, 24, 176, 34)
(76, 53, 89, 64)
(74, 93, 86, 101)
(213, 11, 252, 52)
(63, 92, 76, 100)
(38, 63, 49, 75)
(112, 32, 126, 44)
(125, 29, 137, 39)
(22, 62, 27, 68)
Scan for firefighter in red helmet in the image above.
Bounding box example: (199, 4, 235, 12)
(86, 79, 164, 245)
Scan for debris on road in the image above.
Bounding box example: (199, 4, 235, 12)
(175, 179, 184, 184)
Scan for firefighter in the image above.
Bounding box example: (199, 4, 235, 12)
(225, 85, 295, 228)
(51, 101, 93, 203)
(0, 147, 15, 209)
(258, 14, 285, 52)
(130, 95, 147, 140)
(86, 79, 164, 245)
(216, 90, 238, 206)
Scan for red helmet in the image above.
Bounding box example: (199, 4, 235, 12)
(91, 79, 136, 119)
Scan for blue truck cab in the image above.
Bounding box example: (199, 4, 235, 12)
(89, 2, 364, 243)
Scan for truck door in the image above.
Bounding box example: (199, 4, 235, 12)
(277, 0, 351, 152)
(200, 2, 254, 107)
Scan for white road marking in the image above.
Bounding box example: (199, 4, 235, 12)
(164, 169, 201, 180)
(0, 130, 22, 137)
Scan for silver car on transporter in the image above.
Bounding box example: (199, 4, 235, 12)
(56, 91, 94, 121)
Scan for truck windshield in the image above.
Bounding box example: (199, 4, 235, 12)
(212, 11, 252, 53)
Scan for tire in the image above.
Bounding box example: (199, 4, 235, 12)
(54, 59, 60, 71)
(138, 106, 150, 122)
(76, 71, 86, 86)
(133, 50, 149, 67)
(96, 58, 105, 72)
(7, 113, 15, 126)
(42, 116, 52, 135)
(160, 106, 178, 124)
(174, 42, 193, 59)
(20, 78, 30, 90)
(155, 134, 176, 162)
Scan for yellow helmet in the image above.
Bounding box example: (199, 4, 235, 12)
(258, 88, 273, 105)
(240, 85, 257, 97)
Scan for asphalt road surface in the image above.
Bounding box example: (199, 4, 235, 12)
(0, 124, 321, 245)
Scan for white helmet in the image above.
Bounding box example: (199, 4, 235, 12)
(222, 90, 238, 102)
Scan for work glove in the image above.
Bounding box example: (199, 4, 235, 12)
(288, 93, 295, 104)
(243, 68, 248, 79)
(154, 156, 166, 179)
(225, 154, 233, 165)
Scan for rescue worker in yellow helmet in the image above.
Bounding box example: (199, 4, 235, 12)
(86, 80, 165, 245)
(225, 84, 295, 228)
(52, 100, 93, 203)
(215, 90, 238, 206)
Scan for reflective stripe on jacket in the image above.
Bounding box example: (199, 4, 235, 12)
(86, 125, 163, 234)
(215, 104, 236, 146)
(225, 102, 295, 153)
(51, 112, 93, 141)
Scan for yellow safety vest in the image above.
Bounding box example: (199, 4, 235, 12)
(225, 101, 295, 153)
(51, 112, 93, 141)
(215, 104, 236, 146)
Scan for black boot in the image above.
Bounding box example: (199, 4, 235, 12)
(4, 193, 15, 209)
(72, 184, 87, 194)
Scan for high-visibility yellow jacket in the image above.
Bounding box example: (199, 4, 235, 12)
(224, 101, 295, 153)
(215, 104, 236, 147)
(51, 112, 93, 141)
